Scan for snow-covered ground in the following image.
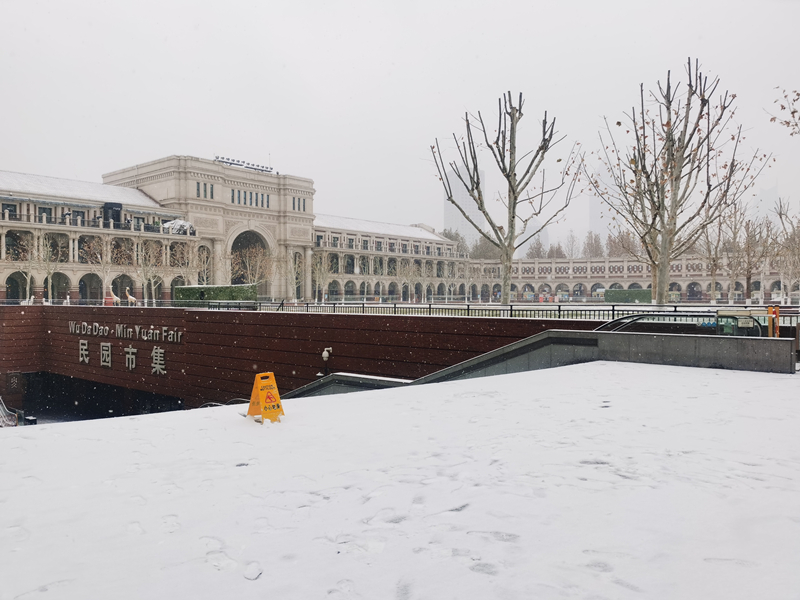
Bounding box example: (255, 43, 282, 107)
(2, 361, 800, 599)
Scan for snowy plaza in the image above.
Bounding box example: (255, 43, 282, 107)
(2, 360, 799, 599)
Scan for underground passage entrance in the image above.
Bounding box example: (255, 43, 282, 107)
(20, 372, 184, 422)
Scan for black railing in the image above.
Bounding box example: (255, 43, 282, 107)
(6, 299, 799, 326)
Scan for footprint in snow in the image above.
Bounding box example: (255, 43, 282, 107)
(206, 550, 237, 572)
(127, 522, 145, 535)
(243, 561, 262, 580)
(327, 579, 362, 598)
(162, 514, 180, 533)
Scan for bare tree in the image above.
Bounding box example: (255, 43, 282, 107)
(432, 92, 581, 304)
(395, 258, 416, 302)
(442, 260, 467, 302)
(439, 229, 469, 255)
(563, 230, 579, 259)
(606, 231, 639, 258)
(546, 242, 566, 259)
(770, 88, 800, 137)
(311, 248, 332, 302)
(588, 59, 768, 303)
(288, 250, 305, 301)
(525, 235, 546, 259)
(726, 214, 774, 302)
(170, 239, 199, 286)
(698, 214, 725, 303)
(79, 235, 116, 300)
(40, 232, 69, 302)
(721, 201, 747, 302)
(197, 245, 212, 285)
(231, 245, 280, 295)
(774, 199, 800, 301)
(581, 231, 605, 259)
(134, 239, 166, 306)
(470, 236, 503, 260)
(6, 231, 37, 300)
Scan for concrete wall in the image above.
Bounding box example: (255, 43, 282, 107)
(414, 330, 795, 385)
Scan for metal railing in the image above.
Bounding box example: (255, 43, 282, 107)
(7, 298, 799, 326)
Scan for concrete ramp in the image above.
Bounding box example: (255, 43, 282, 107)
(285, 330, 796, 398)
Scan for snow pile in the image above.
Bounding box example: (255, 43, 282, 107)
(2, 362, 800, 599)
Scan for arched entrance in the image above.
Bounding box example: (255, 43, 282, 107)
(5, 272, 28, 303)
(230, 231, 272, 297)
(112, 274, 135, 300)
(79, 274, 103, 303)
(687, 282, 703, 301)
(327, 280, 341, 301)
(43, 273, 71, 302)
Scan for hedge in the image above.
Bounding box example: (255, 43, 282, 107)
(603, 289, 652, 303)
(173, 284, 258, 305)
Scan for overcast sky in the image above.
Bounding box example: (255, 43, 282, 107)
(1, 0, 798, 245)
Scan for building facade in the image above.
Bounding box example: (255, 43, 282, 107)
(0, 155, 787, 304)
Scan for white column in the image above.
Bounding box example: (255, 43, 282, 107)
(304, 246, 313, 301)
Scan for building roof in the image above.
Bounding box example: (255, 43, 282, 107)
(313, 213, 448, 242)
(0, 169, 162, 209)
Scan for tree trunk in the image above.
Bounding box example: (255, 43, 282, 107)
(710, 268, 718, 304)
(655, 258, 670, 304)
(500, 247, 513, 305)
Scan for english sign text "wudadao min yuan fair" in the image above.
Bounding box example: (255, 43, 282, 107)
(67, 321, 184, 343)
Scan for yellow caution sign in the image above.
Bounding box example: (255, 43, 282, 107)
(247, 372, 285, 424)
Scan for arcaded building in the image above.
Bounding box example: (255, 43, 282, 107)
(0, 154, 784, 304)
(0, 155, 316, 302)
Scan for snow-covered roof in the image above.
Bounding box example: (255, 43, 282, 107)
(0, 169, 161, 209)
(314, 213, 449, 243)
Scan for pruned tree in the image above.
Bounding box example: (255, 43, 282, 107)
(432, 91, 581, 304)
(770, 88, 800, 137)
(587, 59, 768, 303)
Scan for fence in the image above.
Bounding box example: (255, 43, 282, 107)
(202, 301, 800, 326)
(5, 297, 797, 326)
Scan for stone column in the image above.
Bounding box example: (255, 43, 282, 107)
(305, 246, 313, 301)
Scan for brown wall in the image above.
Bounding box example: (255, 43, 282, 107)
(0, 306, 601, 408)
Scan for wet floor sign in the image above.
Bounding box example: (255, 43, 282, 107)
(246, 372, 285, 424)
